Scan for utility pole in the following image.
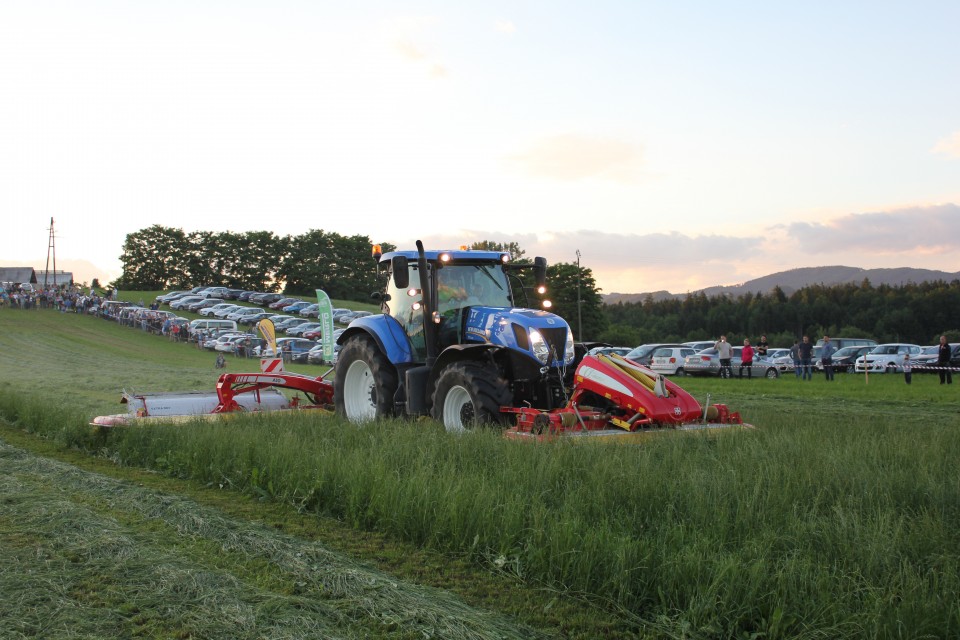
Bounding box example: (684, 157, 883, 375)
(44, 217, 56, 289)
(576, 249, 582, 342)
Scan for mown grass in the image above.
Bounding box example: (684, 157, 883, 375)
(1, 306, 959, 638)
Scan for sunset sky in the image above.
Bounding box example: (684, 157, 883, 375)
(3, 1, 959, 295)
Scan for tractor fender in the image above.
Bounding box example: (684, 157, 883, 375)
(426, 343, 504, 396)
(338, 314, 415, 366)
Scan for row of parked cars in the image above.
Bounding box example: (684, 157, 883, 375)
(587, 341, 789, 378)
(589, 338, 960, 378)
(157, 287, 374, 328)
(154, 287, 379, 365)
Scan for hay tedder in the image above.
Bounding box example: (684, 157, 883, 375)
(94, 242, 747, 439)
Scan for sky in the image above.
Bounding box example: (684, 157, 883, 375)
(2, 0, 959, 295)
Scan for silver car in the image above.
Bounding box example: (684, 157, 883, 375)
(684, 347, 785, 378)
(650, 347, 698, 375)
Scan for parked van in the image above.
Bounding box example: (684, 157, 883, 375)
(189, 319, 238, 336)
(815, 337, 877, 350)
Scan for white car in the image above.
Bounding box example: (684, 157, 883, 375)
(227, 307, 265, 322)
(854, 343, 922, 373)
(200, 303, 239, 317)
(650, 347, 698, 375)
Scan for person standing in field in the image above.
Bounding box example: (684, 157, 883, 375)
(790, 340, 801, 378)
(739, 339, 754, 379)
(937, 335, 953, 385)
(797, 335, 813, 381)
(903, 353, 913, 384)
(756, 335, 769, 358)
(715, 335, 733, 379)
(820, 335, 837, 381)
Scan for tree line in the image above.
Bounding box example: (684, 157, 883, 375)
(112, 225, 396, 301)
(113, 227, 958, 346)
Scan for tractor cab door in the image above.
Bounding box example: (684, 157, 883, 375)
(384, 261, 428, 362)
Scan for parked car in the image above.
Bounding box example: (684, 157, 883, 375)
(586, 346, 633, 357)
(281, 300, 312, 314)
(625, 343, 686, 366)
(684, 347, 785, 378)
(227, 307, 265, 322)
(650, 347, 698, 375)
(269, 297, 301, 310)
(815, 337, 877, 351)
(213, 305, 245, 318)
(170, 296, 205, 310)
(186, 298, 224, 312)
(816, 345, 875, 373)
(237, 291, 257, 302)
(297, 304, 319, 317)
(909, 345, 941, 373)
(251, 293, 284, 306)
(255, 337, 317, 358)
(199, 287, 231, 299)
(287, 322, 322, 337)
(224, 289, 246, 300)
(276, 317, 310, 332)
(682, 340, 716, 352)
(238, 311, 276, 326)
(156, 290, 187, 303)
(854, 343, 922, 373)
(766, 348, 791, 360)
(208, 332, 253, 351)
(199, 303, 237, 317)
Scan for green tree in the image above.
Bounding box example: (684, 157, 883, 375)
(115, 225, 190, 289)
(546, 262, 606, 341)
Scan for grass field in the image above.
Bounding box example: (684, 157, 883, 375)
(1, 305, 959, 639)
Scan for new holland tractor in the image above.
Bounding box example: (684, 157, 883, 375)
(92, 241, 745, 436)
(333, 241, 576, 431)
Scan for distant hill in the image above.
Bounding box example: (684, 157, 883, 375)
(604, 266, 960, 305)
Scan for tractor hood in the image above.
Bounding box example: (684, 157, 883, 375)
(461, 306, 574, 367)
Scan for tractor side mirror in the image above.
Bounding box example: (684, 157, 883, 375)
(392, 256, 409, 289)
(534, 257, 547, 290)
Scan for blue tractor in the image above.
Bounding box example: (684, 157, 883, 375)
(333, 241, 577, 431)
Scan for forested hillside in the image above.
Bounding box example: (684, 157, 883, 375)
(598, 280, 960, 347)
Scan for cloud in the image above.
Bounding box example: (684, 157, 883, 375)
(384, 16, 448, 77)
(506, 134, 644, 184)
(393, 39, 428, 61)
(407, 229, 762, 294)
(402, 203, 960, 295)
(786, 204, 960, 254)
(932, 131, 960, 158)
(495, 20, 516, 34)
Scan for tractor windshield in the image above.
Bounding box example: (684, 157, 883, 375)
(436, 264, 512, 311)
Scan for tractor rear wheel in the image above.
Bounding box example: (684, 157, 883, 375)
(431, 361, 511, 433)
(334, 335, 398, 423)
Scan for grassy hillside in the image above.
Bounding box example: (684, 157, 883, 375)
(1, 306, 959, 638)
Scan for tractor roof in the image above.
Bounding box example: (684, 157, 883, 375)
(378, 249, 509, 264)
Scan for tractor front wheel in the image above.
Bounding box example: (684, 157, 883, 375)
(334, 335, 398, 423)
(431, 361, 511, 433)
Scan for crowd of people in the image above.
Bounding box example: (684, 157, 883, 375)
(1, 283, 255, 363)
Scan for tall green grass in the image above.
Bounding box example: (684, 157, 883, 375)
(2, 307, 959, 638)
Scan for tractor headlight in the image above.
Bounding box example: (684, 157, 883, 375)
(529, 329, 550, 364)
(564, 328, 575, 364)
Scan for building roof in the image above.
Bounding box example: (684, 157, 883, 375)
(0, 267, 37, 284)
(35, 270, 74, 286)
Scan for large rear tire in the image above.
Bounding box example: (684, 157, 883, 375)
(334, 335, 398, 423)
(431, 361, 511, 433)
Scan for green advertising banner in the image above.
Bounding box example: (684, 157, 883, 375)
(315, 289, 335, 363)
